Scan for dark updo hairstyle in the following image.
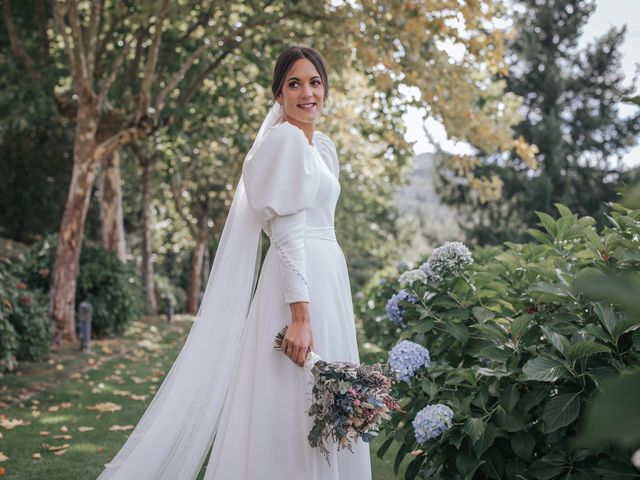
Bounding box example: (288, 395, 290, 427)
(270, 45, 329, 108)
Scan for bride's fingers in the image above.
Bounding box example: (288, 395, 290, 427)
(291, 345, 301, 365)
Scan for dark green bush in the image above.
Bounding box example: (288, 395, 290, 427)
(0, 257, 51, 371)
(25, 234, 144, 338)
(362, 204, 640, 479)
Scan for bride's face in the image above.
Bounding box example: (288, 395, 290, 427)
(277, 58, 325, 127)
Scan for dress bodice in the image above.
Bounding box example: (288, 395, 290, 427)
(304, 143, 340, 228)
(242, 121, 342, 305)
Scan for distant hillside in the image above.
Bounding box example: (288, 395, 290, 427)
(394, 152, 464, 263)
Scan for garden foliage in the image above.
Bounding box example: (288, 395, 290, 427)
(0, 257, 51, 371)
(360, 204, 640, 479)
(24, 234, 144, 338)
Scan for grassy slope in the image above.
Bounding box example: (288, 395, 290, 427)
(0, 315, 406, 479)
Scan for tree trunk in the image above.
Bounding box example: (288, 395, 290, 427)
(140, 154, 158, 315)
(186, 234, 207, 314)
(48, 104, 100, 342)
(98, 149, 127, 262)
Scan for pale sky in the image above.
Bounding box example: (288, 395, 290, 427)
(403, 0, 640, 168)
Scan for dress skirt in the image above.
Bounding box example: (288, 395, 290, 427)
(203, 226, 372, 480)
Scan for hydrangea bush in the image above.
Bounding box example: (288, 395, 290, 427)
(357, 204, 640, 479)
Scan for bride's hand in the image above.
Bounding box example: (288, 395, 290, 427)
(282, 302, 314, 367)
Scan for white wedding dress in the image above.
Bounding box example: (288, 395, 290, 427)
(203, 121, 372, 479)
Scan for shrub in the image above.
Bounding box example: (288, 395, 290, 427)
(362, 204, 640, 479)
(24, 234, 144, 338)
(0, 257, 51, 371)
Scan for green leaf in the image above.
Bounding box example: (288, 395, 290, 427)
(496, 406, 526, 432)
(522, 356, 568, 382)
(472, 306, 495, 323)
(536, 211, 558, 236)
(564, 341, 610, 363)
(554, 203, 573, 218)
(542, 392, 581, 433)
(410, 319, 434, 334)
(475, 346, 510, 363)
(529, 281, 570, 301)
(576, 370, 640, 446)
(393, 442, 411, 474)
(592, 458, 640, 478)
(593, 303, 619, 339)
(376, 434, 394, 459)
(444, 322, 469, 346)
(404, 455, 426, 480)
(472, 422, 497, 457)
(526, 228, 552, 245)
(464, 417, 485, 444)
(510, 431, 535, 461)
(540, 325, 569, 355)
(499, 384, 520, 411)
(472, 323, 508, 343)
(510, 314, 533, 342)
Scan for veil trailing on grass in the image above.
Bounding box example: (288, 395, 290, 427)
(97, 102, 285, 480)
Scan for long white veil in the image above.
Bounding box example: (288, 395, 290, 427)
(97, 102, 285, 480)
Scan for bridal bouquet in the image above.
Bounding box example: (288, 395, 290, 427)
(273, 325, 401, 465)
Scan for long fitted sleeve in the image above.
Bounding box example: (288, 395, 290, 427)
(242, 122, 320, 304)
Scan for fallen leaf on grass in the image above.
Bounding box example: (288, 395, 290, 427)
(31, 410, 41, 417)
(129, 394, 148, 401)
(77, 426, 94, 432)
(48, 402, 73, 412)
(32, 452, 42, 460)
(56, 364, 64, 371)
(112, 389, 131, 397)
(60, 425, 69, 432)
(53, 449, 68, 455)
(0, 465, 5, 476)
(0, 452, 8, 461)
(0, 415, 30, 429)
(87, 402, 121, 413)
(42, 443, 69, 452)
(53, 434, 72, 440)
(109, 425, 134, 431)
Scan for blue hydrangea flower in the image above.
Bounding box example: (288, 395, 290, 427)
(398, 268, 427, 287)
(388, 340, 431, 382)
(419, 241, 473, 284)
(412, 404, 454, 444)
(385, 290, 418, 327)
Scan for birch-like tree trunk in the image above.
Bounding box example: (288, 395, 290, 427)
(98, 149, 126, 262)
(186, 232, 207, 314)
(139, 149, 158, 315)
(48, 101, 100, 342)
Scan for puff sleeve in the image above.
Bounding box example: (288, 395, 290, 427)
(242, 123, 320, 304)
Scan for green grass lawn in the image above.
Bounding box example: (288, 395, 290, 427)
(0, 315, 406, 479)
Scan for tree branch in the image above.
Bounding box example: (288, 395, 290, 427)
(52, 2, 80, 87)
(169, 175, 199, 239)
(98, 35, 135, 107)
(86, 0, 103, 80)
(2, 0, 42, 82)
(137, 0, 170, 121)
(66, 0, 92, 92)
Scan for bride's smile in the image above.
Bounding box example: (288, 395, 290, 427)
(277, 57, 326, 144)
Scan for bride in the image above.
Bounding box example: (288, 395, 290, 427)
(97, 45, 372, 480)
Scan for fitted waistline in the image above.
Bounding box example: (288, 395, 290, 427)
(304, 225, 336, 241)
